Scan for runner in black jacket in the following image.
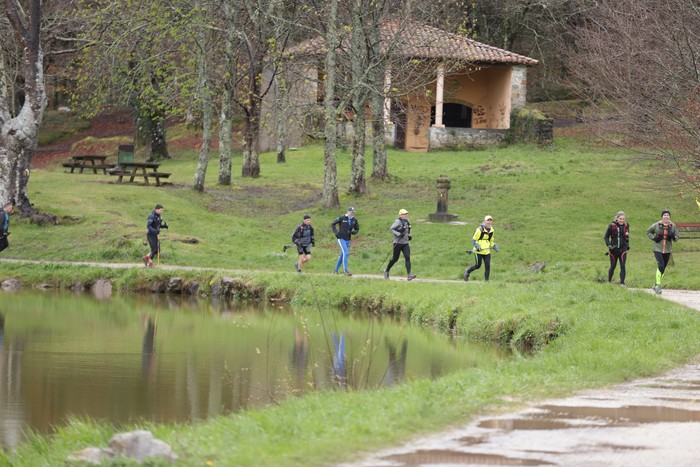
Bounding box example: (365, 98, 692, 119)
(292, 214, 315, 273)
(604, 211, 630, 286)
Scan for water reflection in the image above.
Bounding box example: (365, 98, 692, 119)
(0, 291, 508, 450)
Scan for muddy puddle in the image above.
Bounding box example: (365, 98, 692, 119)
(345, 361, 700, 466)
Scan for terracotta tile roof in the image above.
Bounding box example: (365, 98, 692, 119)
(286, 20, 538, 66)
(383, 20, 538, 66)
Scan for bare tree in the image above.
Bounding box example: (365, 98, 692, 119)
(193, 0, 214, 192)
(1, 0, 47, 215)
(217, 0, 238, 185)
(564, 0, 700, 193)
(322, 0, 340, 208)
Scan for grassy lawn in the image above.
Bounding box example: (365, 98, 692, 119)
(2, 124, 700, 465)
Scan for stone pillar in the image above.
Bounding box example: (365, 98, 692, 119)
(429, 174, 458, 222)
(433, 64, 445, 128)
(511, 66, 528, 109)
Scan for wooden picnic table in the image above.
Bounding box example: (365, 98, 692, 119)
(62, 155, 115, 174)
(108, 161, 171, 186)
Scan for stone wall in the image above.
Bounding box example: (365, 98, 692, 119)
(506, 108, 553, 145)
(428, 127, 507, 150)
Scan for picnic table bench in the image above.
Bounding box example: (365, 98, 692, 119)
(62, 155, 115, 174)
(108, 161, 171, 186)
(676, 222, 700, 239)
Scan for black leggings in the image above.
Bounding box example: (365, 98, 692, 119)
(386, 243, 411, 274)
(147, 234, 159, 259)
(467, 253, 491, 280)
(653, 251, 671, 275)
(608, 249, 627, 283)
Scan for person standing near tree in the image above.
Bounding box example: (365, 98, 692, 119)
(646, 209, 679, 294)
(604, 211, 630, 286)
(142, 204, 167, 267)
(384, 209, 416, 281)
(0, 202, 13, 254)
(292, 214, 315, 273)
(331, 207, 359, 276)
(464, 215, 499, 282)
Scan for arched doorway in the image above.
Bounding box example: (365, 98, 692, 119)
(431, 103, 472, 128)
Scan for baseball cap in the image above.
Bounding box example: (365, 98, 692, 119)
(399, 209, 409, 215)
(484, 215, 493, 221)
(347, 206, 355, 212)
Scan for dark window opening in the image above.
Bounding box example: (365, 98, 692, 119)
(430, 103, 472, 128)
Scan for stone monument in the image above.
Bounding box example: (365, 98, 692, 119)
(429, 174, 459, 222)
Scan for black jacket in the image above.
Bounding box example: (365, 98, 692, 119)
(604, 221, 630, 251)
(0, 210, 9, 236)
(292, 223, 315, 247)
(147, 210, 162, 236)
(331, 215, 359, 241)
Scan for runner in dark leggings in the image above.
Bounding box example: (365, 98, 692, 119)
(604, 211, 630, 285)
(384, 209, 416, 281)
(646, 209, 679, 294)
(464, 215, 499, 282)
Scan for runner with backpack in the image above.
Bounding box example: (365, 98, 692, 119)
(464, 215, 499, 282)
(384, 209, 417, 281)
(292, 214, 315, 273)
(604, 211, 630, 286)
(646, 209, 679, 294)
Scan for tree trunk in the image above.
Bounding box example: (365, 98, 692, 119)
(193, 1, 212, 192)
(275, 76, 286, 163)
(241, 102, 261, 178)
(218, 95, 233, 185)
(349, 110, 368, 194)
(366, 9, 389, 181)
(348, 0, 368, 194)
(218, 0, 235, 185)
(322, 0, 340, 209)
(135, 112, 170, 162)
(1, 0, 47, 216)
(148, 116, 169, 161)
(370, 93, 389, 180)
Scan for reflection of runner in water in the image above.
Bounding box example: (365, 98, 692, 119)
(289, 328, 309, 390)
(332, 332, 346, 387)
(141, 315, 157, 381)
(384, 337, 408, 386)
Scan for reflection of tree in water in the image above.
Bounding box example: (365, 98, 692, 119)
(384, 337, 408, 386)
(289, 328, 309, 391)
(141, 315, 156, 383)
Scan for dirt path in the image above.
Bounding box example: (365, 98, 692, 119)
(342, 289, 700, 467)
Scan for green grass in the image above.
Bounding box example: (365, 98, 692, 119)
(14, 136, 700, 289)
(2, 124, 700, 465)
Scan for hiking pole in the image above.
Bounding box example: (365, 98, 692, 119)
(466, 247, 492, 255)
(378, 245, 396, 271)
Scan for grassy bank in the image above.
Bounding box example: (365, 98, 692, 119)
(2, 126, 700, 464)
(3, 273, 700, 466)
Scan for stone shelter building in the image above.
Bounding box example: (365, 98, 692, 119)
(259, 20, 538, 153)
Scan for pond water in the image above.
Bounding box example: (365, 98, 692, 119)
(0, 290, 507, 450)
